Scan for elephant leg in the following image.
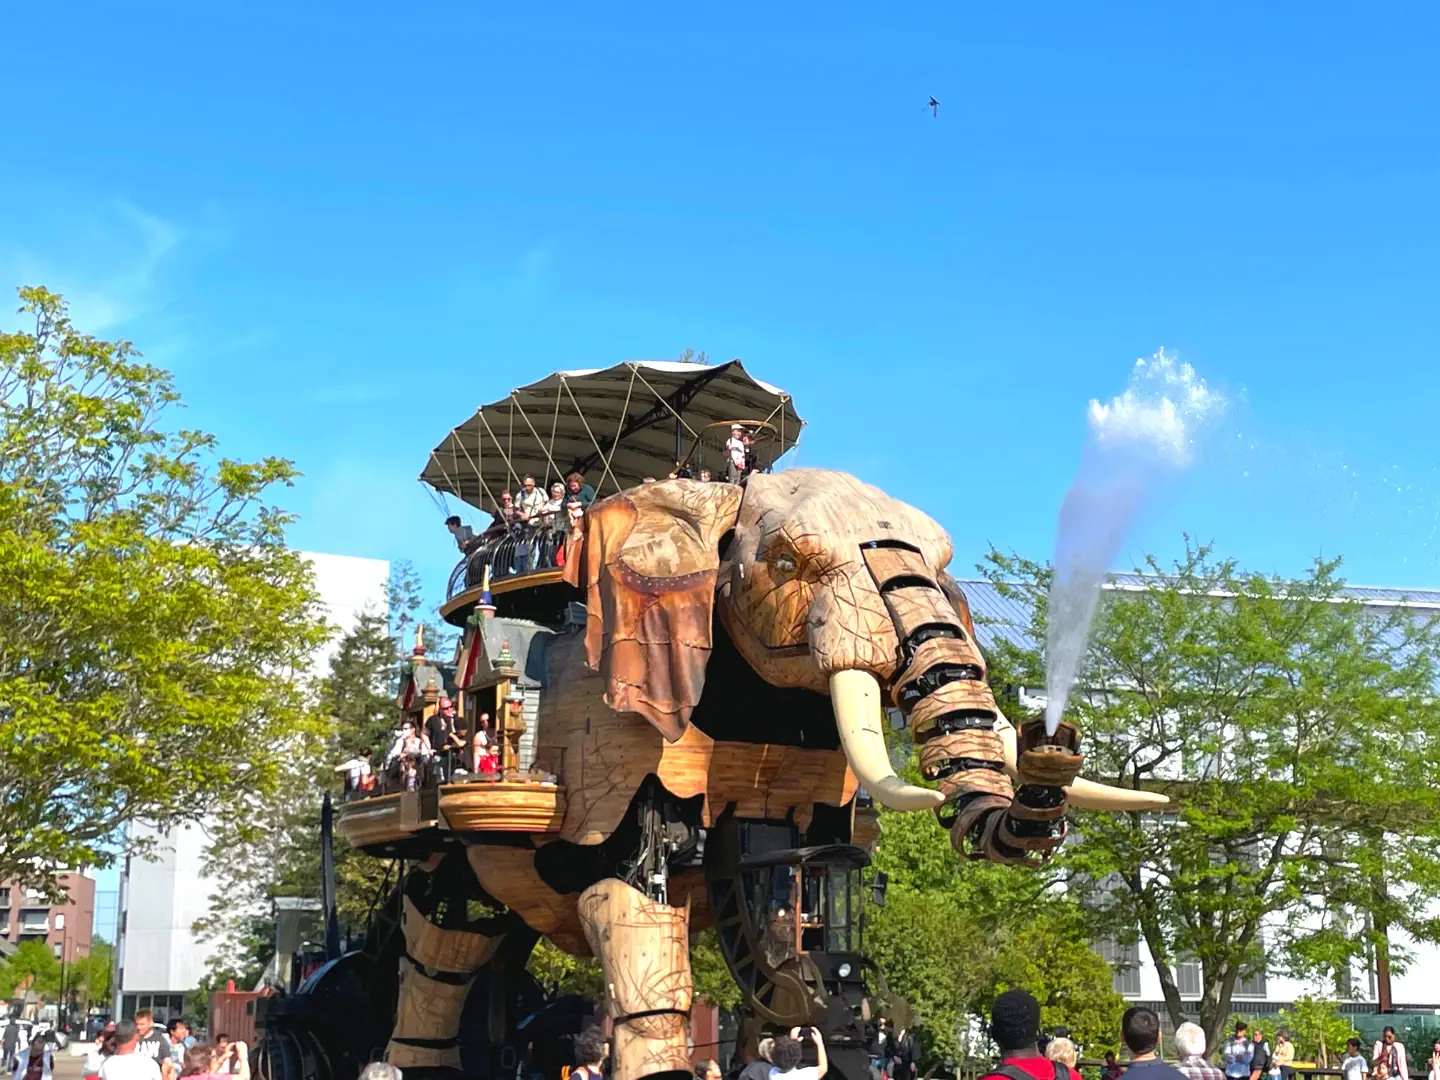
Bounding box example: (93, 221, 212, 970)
(578, 878, 693, 1080)
(386, 873, 503, 1071)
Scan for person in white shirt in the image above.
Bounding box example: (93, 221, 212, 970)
(98, 1022, 161, 1080)
(769, 1028, 827, 1080)
(333, 750, 372, 795)
(1343, 1039, 1371, 1080)
(725, 426, 747, 483)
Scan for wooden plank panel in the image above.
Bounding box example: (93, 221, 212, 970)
(439, 781, 566, 833)
(860, 546, 935, 587)
(467, 845, 591, 956)
(881, 584, 962, 640)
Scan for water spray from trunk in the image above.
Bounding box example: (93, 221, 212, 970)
(1044, 350, 1224, 735)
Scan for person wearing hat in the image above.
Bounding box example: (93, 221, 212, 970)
(980, 989, 1080, 1080)
(725, 425, 747, 483)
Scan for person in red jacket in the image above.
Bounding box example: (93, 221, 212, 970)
(979, 991, 1080, 1080)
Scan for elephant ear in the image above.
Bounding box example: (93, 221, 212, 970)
(571, 479, 743, 741)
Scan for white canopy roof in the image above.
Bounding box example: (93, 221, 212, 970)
(421, 359, 804, 509)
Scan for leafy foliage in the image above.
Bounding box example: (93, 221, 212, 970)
(196, 564, 437, 976)
(69, 938, 115, 1009)
(526, 939, 605, 1000)
(0, 286, 327, 885)
(865, 792, 1123, 1061)
(525, 927, 740, 1009)
(979, 541, 1440, 1049)
(0, 939, 61, 1000)
(1271, 998, 1356, 1066)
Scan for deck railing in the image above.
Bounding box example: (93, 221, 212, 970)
(446, 524, 569, 602)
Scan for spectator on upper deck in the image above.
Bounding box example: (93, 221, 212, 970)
(698, 468, 712, 482)
(725, 425, 747, 482)
(334, 749, 373, 795)
(566, 471, 596, 507)
(385, 719, 431, 790)
(540, 481, 565, 525)
(445, 515, 478, 553)
(428, 698, 464, 780)
(487, 492, 518, 533)
(517, 475, 546, 522)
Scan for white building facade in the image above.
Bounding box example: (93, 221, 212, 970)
(113, 551, 390, 1022)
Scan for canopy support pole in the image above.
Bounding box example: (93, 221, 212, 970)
(568, 362, 732, 478)
(508, 393, 567, 487)
(475, 410, 522, 493)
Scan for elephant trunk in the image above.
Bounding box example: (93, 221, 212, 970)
(853, 541, 1164, 865)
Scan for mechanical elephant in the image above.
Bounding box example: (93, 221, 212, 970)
(408, 469, 1164, 1080)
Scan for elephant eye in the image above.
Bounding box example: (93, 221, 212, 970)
(772, 553, 798, 573)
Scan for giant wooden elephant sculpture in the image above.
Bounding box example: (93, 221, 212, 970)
(387, 469, 1166, 1080)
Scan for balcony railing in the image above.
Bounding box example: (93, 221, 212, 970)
(446, 524, 569, 603)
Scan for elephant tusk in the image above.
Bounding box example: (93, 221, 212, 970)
(994, 708, 1170, 812)
(830, 670, 945, 812)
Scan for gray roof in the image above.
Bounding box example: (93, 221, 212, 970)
(421, 359, 804, 507)
(955, 577, 1440, 656)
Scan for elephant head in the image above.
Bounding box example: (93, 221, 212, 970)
(566, 469, 1165, 863)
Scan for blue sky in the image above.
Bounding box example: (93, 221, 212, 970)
(5, 0, 1440, 620)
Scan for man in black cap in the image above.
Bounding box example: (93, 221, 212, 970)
(980, 990, 1080, 1080)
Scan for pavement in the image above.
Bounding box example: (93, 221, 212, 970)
(54, 1050, 87, 1080)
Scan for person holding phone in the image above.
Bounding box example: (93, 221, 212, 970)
(769, 1028, 827, 1080)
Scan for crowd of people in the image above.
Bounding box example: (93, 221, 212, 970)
(55, 1012, 250, 1080)
(334, 696, 502, 795)
(444, 425, 770, 580)
(531, 994, 1440, 1080)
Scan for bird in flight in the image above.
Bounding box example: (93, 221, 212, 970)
(927, 96, 939, 116)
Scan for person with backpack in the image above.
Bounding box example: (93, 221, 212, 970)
(570, 1028, 608, 1080)
(979, 990, 1079, 1080)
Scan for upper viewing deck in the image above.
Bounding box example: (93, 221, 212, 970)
(426, 358, 805, 626)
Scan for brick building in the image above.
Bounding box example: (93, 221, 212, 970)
(0, 871, 96, 966)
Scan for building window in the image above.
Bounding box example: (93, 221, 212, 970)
(1175, 960, 1201, 997)
(1098, 938, 1142, 996)
(54, 914, 65, 930)
(53, 943, 62, 957)
(1234, 970, 1267, 998)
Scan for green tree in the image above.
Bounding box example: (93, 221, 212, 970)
(690, 928, 742, 1010)
(526, 939, 605, 999)
(0, 286, 326, 886)
(525, 928, 740, 1009)
(979, 542, 1440, 1050)
(0, 939, 61, 1000)
(70, 939, 115, 1010)
(196, 562, 444, 975)
(1272, 997, 1356, 1066)
(865, 790, 1121, 1061)
(979, 909, 1127, 1054)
